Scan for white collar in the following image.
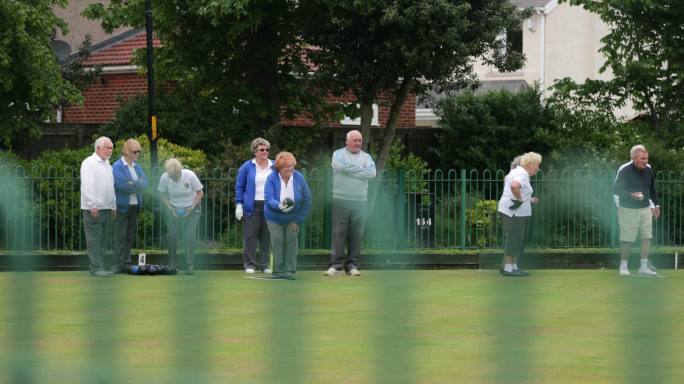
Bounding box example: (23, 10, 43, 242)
(251, 158, 273, 167)
(122, 156, 135, 167)
(93, 152, 110, 164)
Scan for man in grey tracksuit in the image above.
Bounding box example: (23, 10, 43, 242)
(325, 130, 376, 277)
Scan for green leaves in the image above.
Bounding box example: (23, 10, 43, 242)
(85, 0, 316, 140)
(436, 86, 551, 171)
(0, 0, 81, 150)
(560, 0, 684, 133)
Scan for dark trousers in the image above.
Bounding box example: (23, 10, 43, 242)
(166, 209, 200, 268)
(500, 212, 530, 259)
(267, 221, 299, 275)
(82, 209, 112, 272)
(113, 205, 139, 271)
(330, 199, 367, 271)
(242, 201, 270, 270)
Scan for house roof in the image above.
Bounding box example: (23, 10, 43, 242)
(69, 28, 161, 67)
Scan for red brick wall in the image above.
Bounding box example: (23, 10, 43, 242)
(64, 73, 417, 128)
(62, 72, 148, 123)
(283, 91, 416, 128)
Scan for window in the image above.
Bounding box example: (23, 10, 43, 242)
(340, 103, 379, 126)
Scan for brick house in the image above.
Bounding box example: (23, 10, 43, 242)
(59, 28, 439, 162)
(61, 29, 160, 124)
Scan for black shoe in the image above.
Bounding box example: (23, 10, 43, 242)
(283, 273, 296, 280)
(501, 270, 526, 277)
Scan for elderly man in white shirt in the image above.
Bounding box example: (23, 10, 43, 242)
(80, 136, 117, 277)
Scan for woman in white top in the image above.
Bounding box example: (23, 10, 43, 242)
(235, 138, 274, 274)
(497, 152, 542, 277)
(158, 158, 204, 275)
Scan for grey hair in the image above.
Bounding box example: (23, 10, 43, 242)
(519, 152, 542, 167)
(250, 137, 270, 153)
(164, 158, 182, 174)
(346, 130, 362, 140)
(94, 136, 112, 151)
(510, 155, 522, 169)
(630, 144, 647, 158)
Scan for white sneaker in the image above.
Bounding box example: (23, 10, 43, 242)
(638, 266, 657, 276)
(263, 268, 272, 274)
(647, 260, 657, 271)
(245, 268, 255, 274)
(619, 267, 631, 276)
(347, 268, 361, 277)
(324, 267, 341, 276)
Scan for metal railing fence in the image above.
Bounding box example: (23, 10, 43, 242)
(2, 166, 683, 252)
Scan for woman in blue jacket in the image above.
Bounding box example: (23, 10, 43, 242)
(235, 138, 274, 274)
(264, 151, 312, 280)
(112, 139, 148, 273)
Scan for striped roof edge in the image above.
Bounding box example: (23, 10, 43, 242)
(510, 0, 554, 8)
(65, 27, 161, 67)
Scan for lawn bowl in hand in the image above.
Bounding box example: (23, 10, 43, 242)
(282, 197, 294, 208)
(175, 207, 188, 218)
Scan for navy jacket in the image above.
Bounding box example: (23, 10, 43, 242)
(113, 158, 148, 213)
(235, 159, 275, 216)
(613, 162, 659, 209)
(264, 170, 312, 225)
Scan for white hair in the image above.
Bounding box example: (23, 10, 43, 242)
(630, 144, 647, 158)
(94, 136, 112, 151)
(164, 158, 182, 174)
(510, 155, 521, 169)
(346, 130, 362, 140)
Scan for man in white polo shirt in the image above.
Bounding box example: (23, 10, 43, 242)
(80, 136, 117, 277)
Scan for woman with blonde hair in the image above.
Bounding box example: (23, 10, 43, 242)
(111, 138, 148, 273)
(497, 152, 542, 277)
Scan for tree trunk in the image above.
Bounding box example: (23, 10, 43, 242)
(245, 22, 282, 137)
(376, 77, 414, 172)
(358, 99, 374, 152)
(366, 77, 414, 215)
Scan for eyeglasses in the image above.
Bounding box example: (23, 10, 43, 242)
(133, 150, 142, 154)
(257, 148, 269, 152)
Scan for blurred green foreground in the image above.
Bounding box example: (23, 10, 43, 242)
(1, 270, 683, 384)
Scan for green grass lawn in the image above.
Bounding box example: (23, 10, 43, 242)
(1, 270, 683, 384)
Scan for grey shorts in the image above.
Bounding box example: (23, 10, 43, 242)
(618, 206, 653, 242)
(500, 212, 530, 259)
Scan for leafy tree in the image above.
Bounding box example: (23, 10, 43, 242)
(300, 0, 529, 171)
(542, 78, 639, 170)
(561, 0, 684, 134)
(102, 86, 325, 169)
(435, 86, 551, 171)
(0, 0, 82, 149)
(99, 87, 242, 157)
(84, 0, 327, 141)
